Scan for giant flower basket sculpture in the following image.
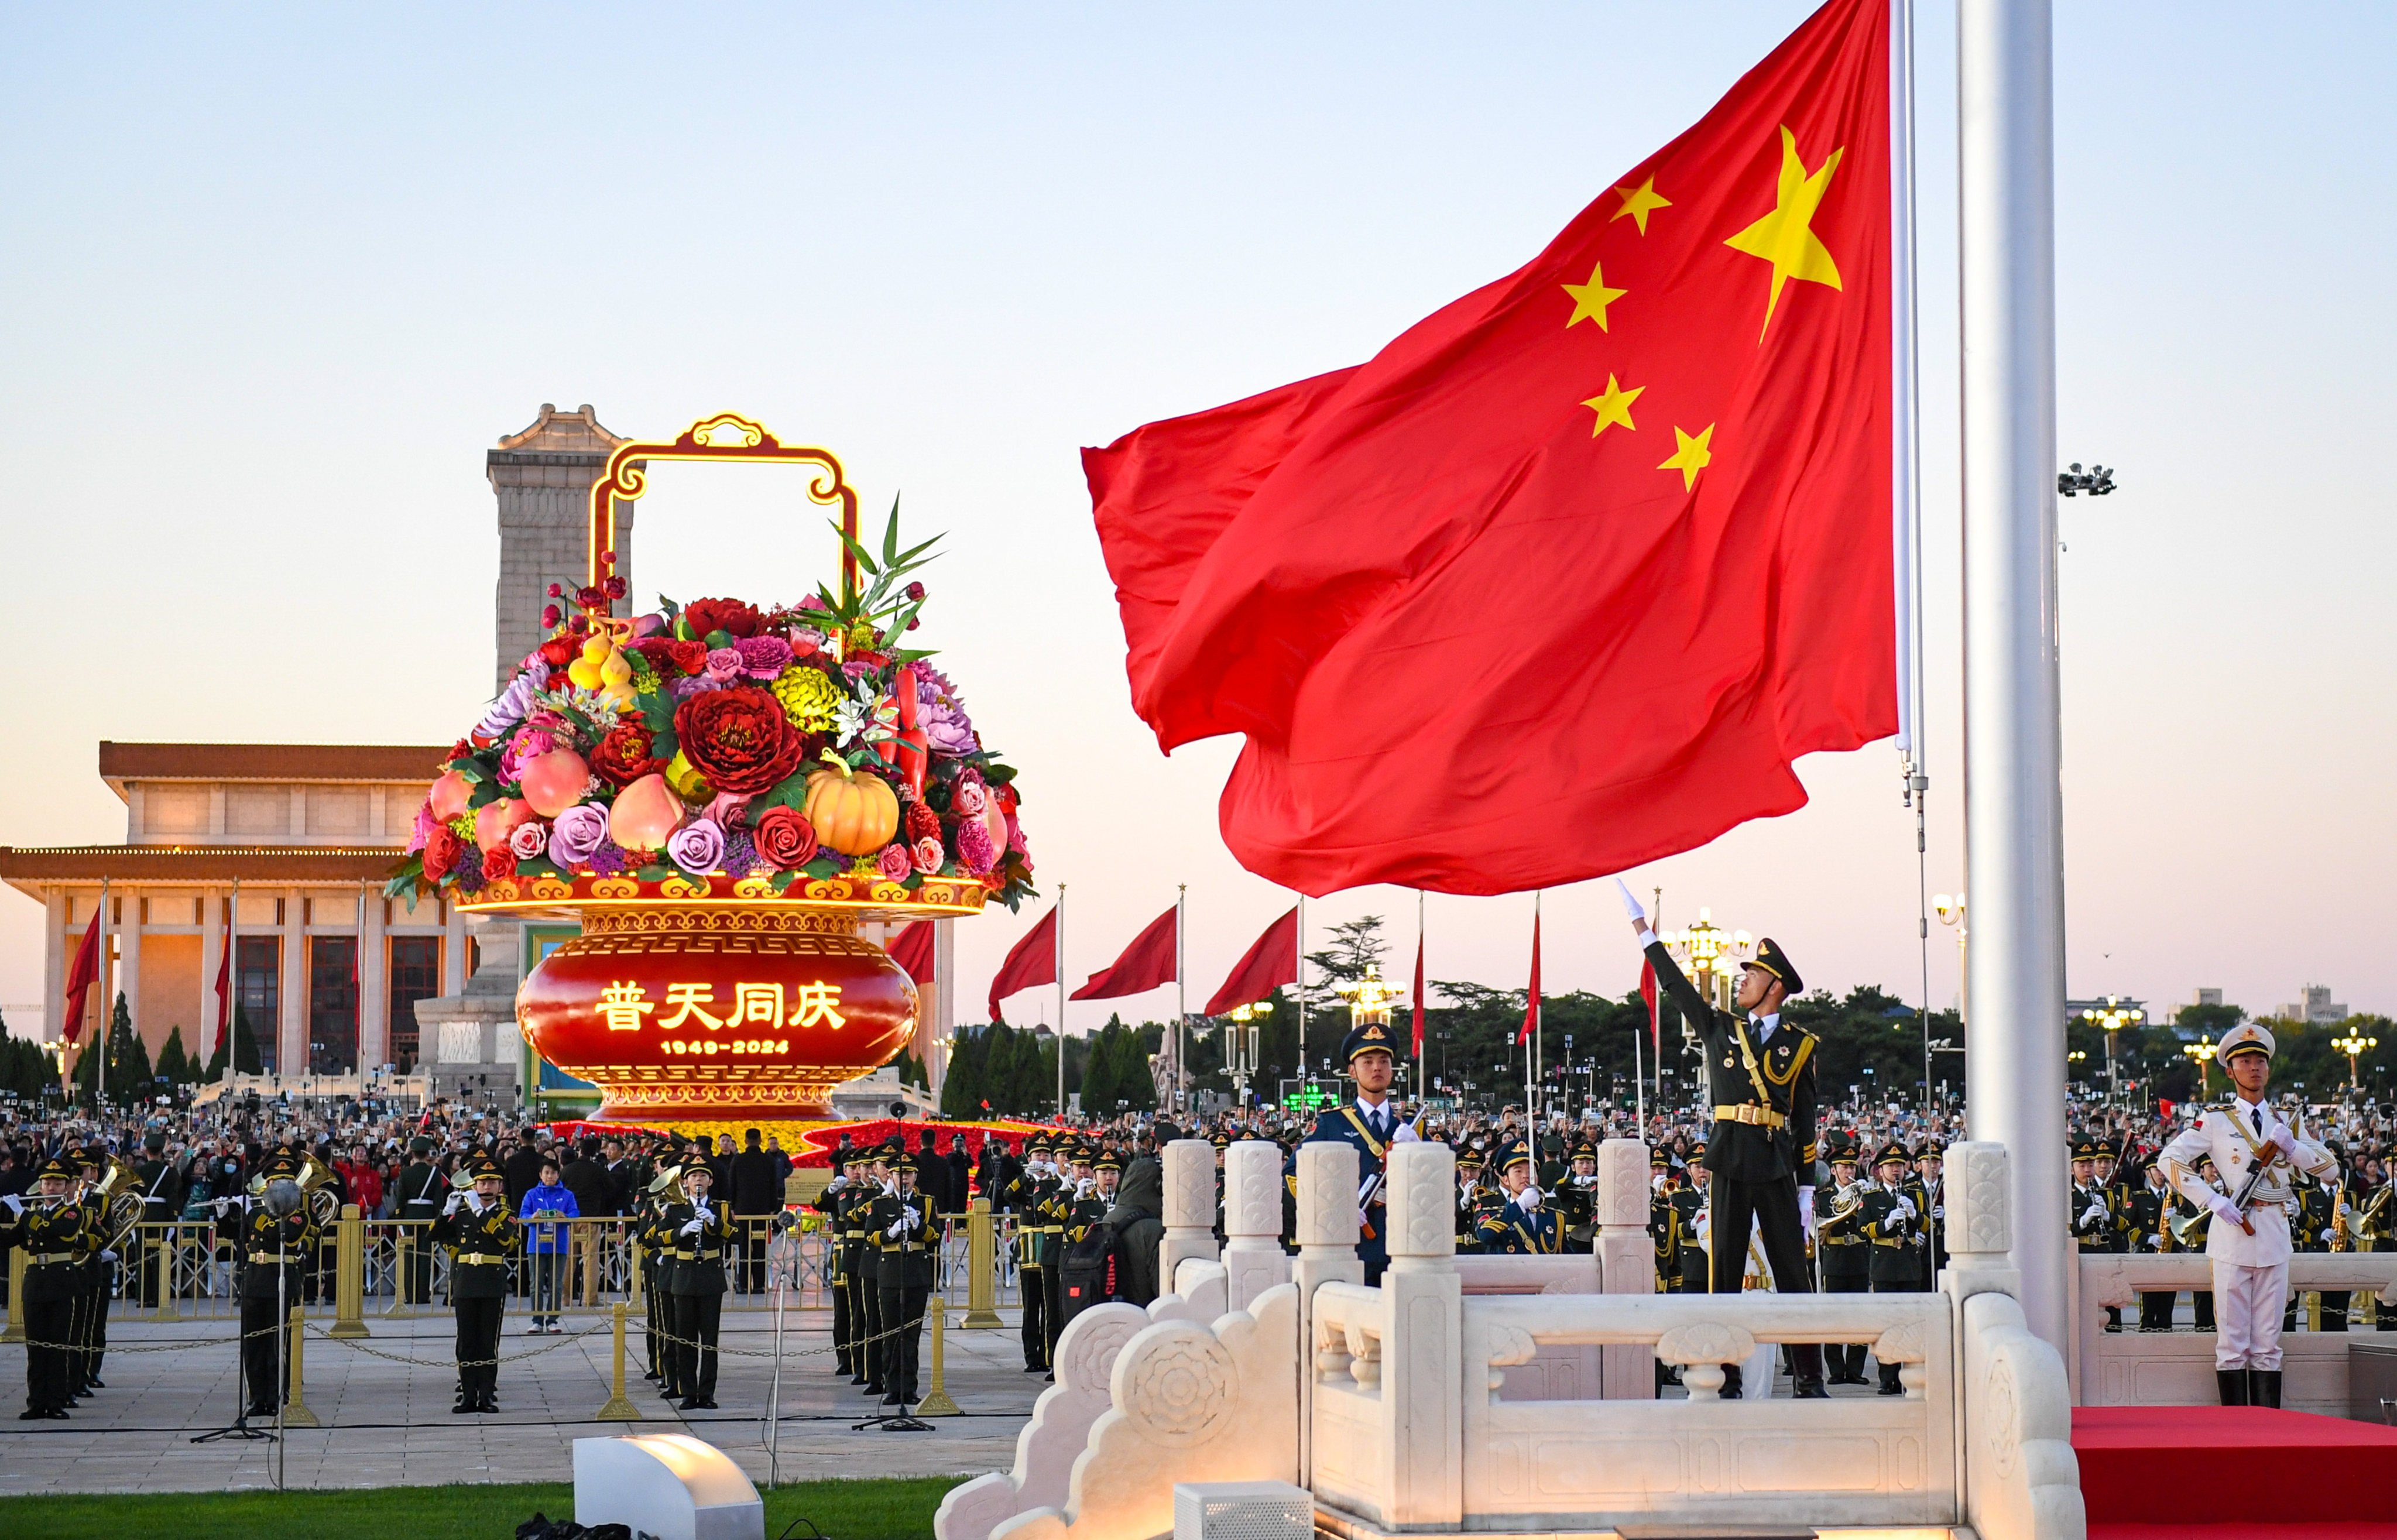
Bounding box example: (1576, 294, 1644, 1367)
(390, 414, 1033, 1127)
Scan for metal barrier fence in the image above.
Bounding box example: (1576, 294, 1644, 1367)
(0, 1196, 1027, 1336)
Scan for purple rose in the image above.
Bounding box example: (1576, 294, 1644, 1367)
(668, 817, 726, 876)
(875, 842, 913, 881)
(476, 666, 544, 742)
(915, 666, 976, 754)
(670, 674, 725, 700)
(704, 647, 745, 682)
(735, 634, 793, 680)
(548, 802, 610, 869)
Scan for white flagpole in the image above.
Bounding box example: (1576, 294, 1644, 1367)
(224, 879, 240, 1079)
(1892, 0, 1926, 798)
(1295, 895, 1307, 1086)
(1175, 884, 1187, 1116)
(1055, 885, 1067, 1119)
(97, 876, 111, 1104)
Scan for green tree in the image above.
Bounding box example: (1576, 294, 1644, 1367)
(156, 1025, 193, 1086)
(232, 1004, 265, 1076)
(0, 1007, 50, 1100)
(940, 1027, 989, 1119)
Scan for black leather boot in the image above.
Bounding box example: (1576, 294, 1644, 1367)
(2216, 1368, 2249, 1405)
(2251, 1369, 2281, 1408)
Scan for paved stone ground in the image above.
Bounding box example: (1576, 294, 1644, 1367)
(0, 1299, 1044, 1496)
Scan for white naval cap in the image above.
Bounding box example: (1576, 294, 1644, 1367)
(2217, 1021, 2275, 1064)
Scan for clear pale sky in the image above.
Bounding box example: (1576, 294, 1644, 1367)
(3, 3, 2389, 1040)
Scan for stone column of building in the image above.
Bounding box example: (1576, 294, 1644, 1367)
(279, 889, 306, 1076)
(197, 885, 224, 1072)
(359, 882, 387, 1072)
(116, 892, 142, 1049)
(44, 891, 67, 1065)
(489, 404, 635, 692)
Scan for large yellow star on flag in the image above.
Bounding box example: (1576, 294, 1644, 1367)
(1723, 125, 1845, 340)
(1580, 374, 1643, 438)
(1659, 424, 1714, 490)
(1610, 176, 1671, 235)
(1560, 259, 1627, 331)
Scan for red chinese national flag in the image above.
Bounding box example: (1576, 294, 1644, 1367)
(63, 910, 100, 1045)
(1517, 912, 1542, 1047)
(1087, 0, 1894, 896)
(1069, 904, 1178, 1001)
(888, 921, 936, 987)
(1204, 906, 1298, 1017)
(986, 904, 1059, 1022)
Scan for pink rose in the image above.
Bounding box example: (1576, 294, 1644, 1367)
(875, 843, 913, 882)
(910, 835, 944, 875)
(704, 647, 745, 682)
(508, 819, 547, 860)
(952, 780, 987, 818)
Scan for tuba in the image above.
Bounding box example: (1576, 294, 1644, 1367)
(293, 1154, 343, 1228)
(91, 1157, 149, 1251)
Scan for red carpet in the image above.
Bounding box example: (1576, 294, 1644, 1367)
(2075, 1407, 2397, 1528)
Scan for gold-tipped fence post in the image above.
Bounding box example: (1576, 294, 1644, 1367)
(389, 1223, 416, 1319)
(2, 1247, 23, 1342)
(150, 1227, 177, 1321)
(330, 1203, 369, 1338)
(282, 1305, 320, 1427)
(916, 1295, 960, 1416)
(596, 1301, 640, 1421)
(961, 1198, 1003, 1329)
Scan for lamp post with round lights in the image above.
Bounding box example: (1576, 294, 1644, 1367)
(1932, 894, 1967, 1025)
(2333, 1031, 2379, 1093)
(2182, 1035, 2217, 1099)
(2081, 996, 2144, 1107)
(1225, 998, 1272, 1106)
(1664, 908, 1752, 1017)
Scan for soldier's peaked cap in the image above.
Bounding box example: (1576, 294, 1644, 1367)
(1497, 1138, 1532, 1172)
(37, 1153, 74, 1183)
(2218, 1022, 2275, 1063)
(1341, 1020, 1397, 1062)
(1747, 937, 1802, 994)
(1874, 1140, 1911, 1169)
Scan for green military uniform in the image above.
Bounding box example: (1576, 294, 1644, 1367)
(1858, 1142, 1926, 1395)
(1815, 1139, 1872, 1385)
(862, 1172, 939, 1407)
(810, 1159, 861, 1377)
(2070, 1138, 2127, 1332)
(4, 1157, 100, 1418)
(235, 1151, 322, 1420)
(393, 1138, 447, 1306)
(428, 1154, 520, 1413)
(1649, 1152, 1679, 1292)
(1555, 1138, 1599, 1251)
(1001, 1138, 1059, 1371)
(658, 1177, 733, 1410)
(1472, 1140, 1563, 1256)
(633, 1169, 680, 1394)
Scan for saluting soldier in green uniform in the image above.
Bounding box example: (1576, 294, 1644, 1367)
(3, 1155, 100, 1419)
(660, 1162, 733, 1411)
(430, 1152, 520, 1414)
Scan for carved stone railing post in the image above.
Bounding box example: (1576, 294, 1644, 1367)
(1380, 1141, 1463, 1528)
(1160, 1139, 1221, 1292)
(1294, 1140, 1363, 1491)
(1596, 1138, 1655, 1398)
(1942, 1141, 2019, 1302)
(1224, 1140, 1293, 1312)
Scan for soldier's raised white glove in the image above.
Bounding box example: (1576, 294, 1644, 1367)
(2078, 1203, 2104, 1228)
(1799, 1186, 1817, 1238)
(443, 1193, 464, 1216)
(1517, 1186, 1541, 1211)
(825, 1175, 849, 1193)
(0, 1194, 19, 1217)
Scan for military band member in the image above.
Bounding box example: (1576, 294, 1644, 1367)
(2159, 1023, 2338, 1407)
(1650, 1150, 1681, 1292)
(430, 1153, 520, 1414)
(844, 1147, 885, 1392)
(1037, 1142, 1095, 1374)
(1816, 1138, 1873, 1385)
(811, 1153, 859, 1377)
(1001, 1138, 1058, 1371)
(70, 1147, 110, 1397)
(235, 1150, 321, 1421)
(661, 1162, 732, 1411)
(1671, 1151, 1713, 1295)
(866, 1154, 939, 1408)
(634, 1163, 678, 1391)
(2070, 1138, 2125, 1332)
(1859, 1141, 1926, 1394)
(1914, 1141, 1947, 1280)
(1556, 1138, 1600, 1250)
(1455, 1145, 1500, 1254)
(2129, 1156, 2179, 1330)
(2, 1155, 100, 1418)
(394, 1136, 447, 1306)
(133, 1130, 183, 1309)
(1474, 1140, 1563, 1255)
(1301, 1021, 1414, 1285)
(1628, 891, 1827, 1399)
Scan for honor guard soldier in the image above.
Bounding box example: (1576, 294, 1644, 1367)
(866, 1151, 939, 1408)
(2289, 1153, 2348, 1333)
(394, 1136, 447, 1306)
(661, 1162, 732, 1411)
(1627, 891, 1827, 1398)
(2159, 1023, 2338, 1407)
(810, 1151, 860, 1378)
(431, 1152, 520, 1414)
(853, 1143, 898, 1397)
(1858, 1141, 1927, 1394)
(1473, 1140, 1563, 1255)
(1914, 1140, 1948, 1280)
(1650, 1150, 1681, 1292)
(1036, 1141, 1094, 1374)
(236, 1151, 321, 1422)
(1815, 1136, 1873, 1384)
(1455, 1145, 1498, 1254)
(2069, 1138, 2127, 1330)
(1670, 1147, 1713, 1295)
(1001, 1137, 1058, 1372)
(1557, 1138, 1600, 1250)
(1301, 1020, 1415, 1285)
(3, 1155, 99, 1418)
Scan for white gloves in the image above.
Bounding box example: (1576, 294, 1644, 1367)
(2149, 1234, 2167, 1250)
(1517, 1186, 1541, 1212)
(443, 1193, 464, 1216)
(1894, 1196, 1918, 1223)
(680, 1219, 704, 1236)
(1613, 878, 1645, 922)
(1391, 1120, 1421, 1144)
(826, 1175, 849, 1193)
(2321, 1227, 2335, 1243)
(100, 1249, 117, 1263)
(901, 1206, 923, 1232)
(1074, 1178, 1093, 1199)
(695, 1201, 714, 1222)
(2077, 1203, 2104, 1228)
(2207, 1192, 2241, 1227)
(1, 1194, 20, 1216)
(1798, 1185, 1816, 1238)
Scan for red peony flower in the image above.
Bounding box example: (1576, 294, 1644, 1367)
(683, 598, 763, 640)
(539, 636, 576, 668)
(421, 825, 464, 884)
(629, 637, 680, 675)
(673, 685, 805, 794)
(482, 847, 518, 882)
(589, 722, 666, 787)
(666, 639, 708, 677)
(753, 805, 818, 869)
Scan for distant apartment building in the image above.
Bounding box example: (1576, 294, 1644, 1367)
(2278, 985, 2348, 1025)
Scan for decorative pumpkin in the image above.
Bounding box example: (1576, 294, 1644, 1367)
(475, 796, 534, 853)
(429, 769, 472, 822)
(803, 754, 901, 856)
(609, 773, 683, 853)
(518, 747, 592, 818)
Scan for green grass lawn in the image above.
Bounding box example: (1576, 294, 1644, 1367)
(0, 1475, 963, 1539)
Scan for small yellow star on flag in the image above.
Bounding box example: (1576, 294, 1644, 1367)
(1610, 176, 1671, 235)
(1723, 125, 1845, 340)
(1659, 424, 1714, 490)
(1560, 259, 1627, 331)
(1581, 375, 1644, 438)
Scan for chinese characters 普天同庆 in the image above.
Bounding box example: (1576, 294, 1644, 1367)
(595, 979, 847, 1032)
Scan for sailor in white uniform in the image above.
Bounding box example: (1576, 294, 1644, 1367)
(2157, 1022, 2337, 1407)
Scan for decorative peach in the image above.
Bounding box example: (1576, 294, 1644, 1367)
(474, 796, 533, 853)
(609, 773, 683, 853)
(429, 769, 473, 823)
(517, 748, 591, 818)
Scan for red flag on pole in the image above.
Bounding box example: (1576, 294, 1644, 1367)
(1517, 911, 1542, 1047)
(1087, 0, 1894, 897)
(1410, 928, 1427, 1058)
(63, 910, 101, 1045)
(1640, 956, 1661, 1057)
(1204, 906, 1298, 1016)
(888, 921, 936, 986)
(212, 920, 233, 1061)
(1069, 904, 1178, 1001)
(987, 905, 1059, 1022)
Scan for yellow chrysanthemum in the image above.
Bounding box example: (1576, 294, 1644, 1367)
(771, 666, 845, 732)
